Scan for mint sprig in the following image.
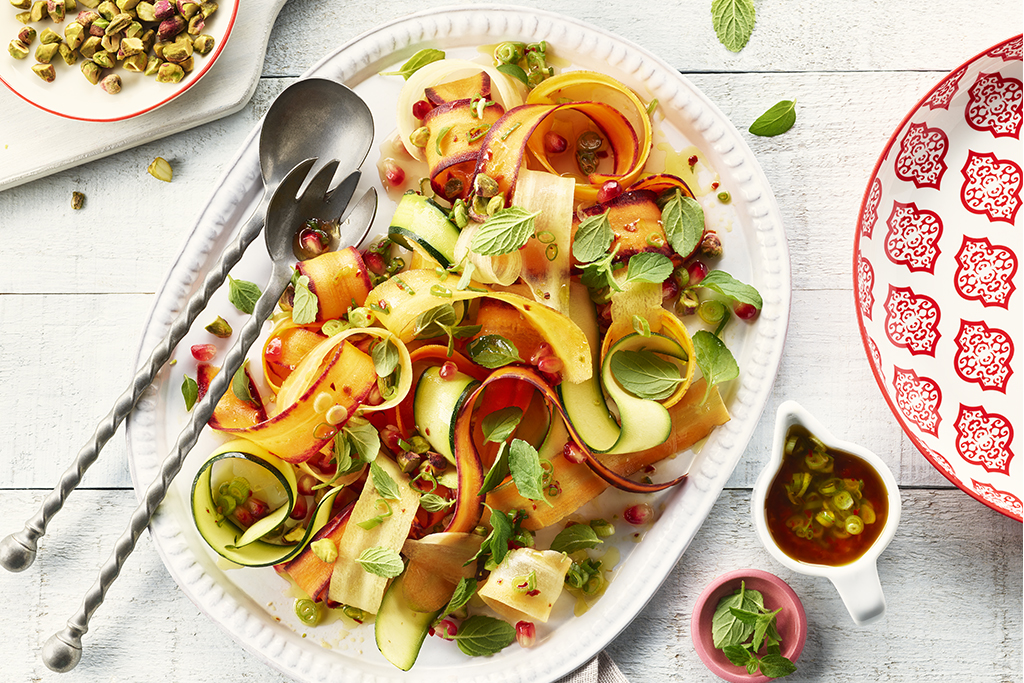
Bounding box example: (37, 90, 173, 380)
(711, 581, 796, 678)
(470, 207, 540, 255)
(661, 190, 704, 259)
(692, 330, 740, 403)
(572, 211, 614, 263)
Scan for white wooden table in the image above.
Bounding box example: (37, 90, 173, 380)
(0, 2, 1020, 681)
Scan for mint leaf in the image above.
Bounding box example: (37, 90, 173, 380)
(414, 303, 459, 339)
(420, 493, 455, 512)
(610, 348, 685, 401)
(482, 406, 523, 443)
(356, 547, 404, 577)
(478, 441, 510, 496)
(711, 0, 756, 52)
(624, 252, 674, 284)
(370, 461, 401, 501)
(578, 246, 624, 292)
(486, 507, 513, 566)
(371, 338, 400, 378)
(750, 100, 797, 137)
(661, 191, 704, 259)
(470, 207, 540, 255)
(758, 653, 797, 678)
(723, 644, 755, 667)
(227, 275, 261, 315)
(496, 62, 529, 86)
(231, 362, 253, 403)
(508, 438, 548, 503)
(550, 523, 603, 554)
(692, 330, 740, 403)
(454, 615, 516, 657)
(437, 577, 477, 623)
(181, 374, 198, 411)
(466, 334, 522, 369)
(380, 48, 445, 79)
(572, 211, 614, 263)
(712, 582, 764, 648)
(291, 274, 318, 324)
(699, 270, 763, 309)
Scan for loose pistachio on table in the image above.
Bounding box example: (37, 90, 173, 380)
(8, 0, 217, 89)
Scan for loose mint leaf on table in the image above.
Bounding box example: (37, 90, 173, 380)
(750, 100, 797, 137)
(356, 546, 404, 577)
(470, 207, 540, 255)
(711, 0, 756, 52)
(454, 615, 516, 657)
(692, 330, 740, 403)
(572, 211, 614, 263)
(380, 48, 445, 79)
(227, 275, 261, 314)
(661, 190, 705, 259)
(699, 270, 763, 309)
(550, 523, 603, 554)
(610, 348, 685, 401)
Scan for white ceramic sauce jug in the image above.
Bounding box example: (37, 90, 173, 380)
(751, 400, 902, 626)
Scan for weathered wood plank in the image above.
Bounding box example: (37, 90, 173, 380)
(0, 489, 1016, 682)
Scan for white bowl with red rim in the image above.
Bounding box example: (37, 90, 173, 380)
(854, 35, 1023, 521)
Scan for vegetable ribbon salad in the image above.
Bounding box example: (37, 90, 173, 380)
(185, 42, 762, 670)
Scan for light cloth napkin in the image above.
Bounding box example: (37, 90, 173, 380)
(556, 652, 629, 683)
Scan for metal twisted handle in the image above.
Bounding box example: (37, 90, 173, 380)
(42, 264, 292, 673)
(0, 197, 269, 574)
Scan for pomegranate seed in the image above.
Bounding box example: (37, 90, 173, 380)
(537, 356, 563, 374)
(687, 260, 708, 286)
(232, 507, 254, 527)
(363, 250, 387, 275)
(300, 230, 327, 257)
(688, 154, 699, 167)
(596, 180, 622, 203)
(289, 495, 309, 520)
(298, 474, 317, 496)
(412, 99, 432, 120)
(530, 343, 553, 365)
(623, 502, 653, 526)
(543, 131, 567, 154)
(711, 181, 720, 190)
(433, 618, 458, 639)
(380, 424, 403, 452)
(439, 361, 458, 380)
(563, 441, 586, 464)
(384, 162, 406, 188)
(191, 344, 216, 362)
(246, 496, 269, 518)
(661, 279, 679, 301)
(734, 302, 759, 320)
(516, 621, 537, 647)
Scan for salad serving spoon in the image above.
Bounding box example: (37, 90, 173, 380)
(0, 78, 373, 574)
(41, 157, 378, 673)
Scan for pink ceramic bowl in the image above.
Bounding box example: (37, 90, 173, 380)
(690, 569, 807, 683)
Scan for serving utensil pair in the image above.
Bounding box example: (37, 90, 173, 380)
(0, 78, 377, 672)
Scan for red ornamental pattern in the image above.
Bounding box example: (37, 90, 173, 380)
(857, 255, 875, 320)
(927, 447, 957, 478)
(954, 320, 1014, 392)
(895, 122, 948, 190)
(966, 71, 1023, 138)
(988, 35, 1022, 62)
(861, 177, 882, 239)
(885, 201, 943, 273)
(972, 479, 1023, 519)
(893, 366, 942, 436)
(884, 285, 941, 356)
(960, 150, 1022, 223)
(927, 64, 967, 111)
(867, 337, 881, 371)
(954, 236, 1018, 308)
(956, 405, 1014, 474)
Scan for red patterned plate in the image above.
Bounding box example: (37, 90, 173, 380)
(855, 35, 1023, 521)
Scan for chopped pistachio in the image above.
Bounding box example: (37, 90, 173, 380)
(91, 48, 114, 67)
(197, 0, 214, 17)
(186, 13, 202, 34)
(99, 32, 118, 52)
(151, 0, 172, 18)
(122, 51, 146, 71)
(17, 26, 36, 44)
(89, 16, 108, 34)
(204, 316, 232, 338)
(143, 53, 160, 74)
(119, 35, 143, 55)
(139, 27, 154, 51)
(151, 39, 168, 58)
(133, 0, 153, 19)
(178, 0, 196, 18)
(77, 0, 99, 7)
(156, 14, 185, 40)
(34, 42, 59, 62)
(80, 59, 101, 83)
(124, 20, 142, 38)
(99, 72, 120, 93)
(162, 37, 190, 62)
(66, 0, 75, 9)
(104, 11, 131, 33)
(31, 62, 55, 81)
(58, 42, 76, 64)
(71, 191, 85, 209)
(29, 0, 48, 21)
(39, 28, 62, 44)
(191, 32, 212, 54)
(15, 11, 32, 23)
(147, 156, 173, 181)
(64, 21, 84, 49)
(310, 539, 338, 564)
(46, 0, 65, 22)
(95, 0, 115, 17)
(8, 39, 30, 59)
(409, 126, 429, 148)
(10, 0, 32, 9)
(79, 35, 100, 57)
(114, 0, 138, 9)
(75, 8, 98, 25)
(177, 54, 192, 73)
